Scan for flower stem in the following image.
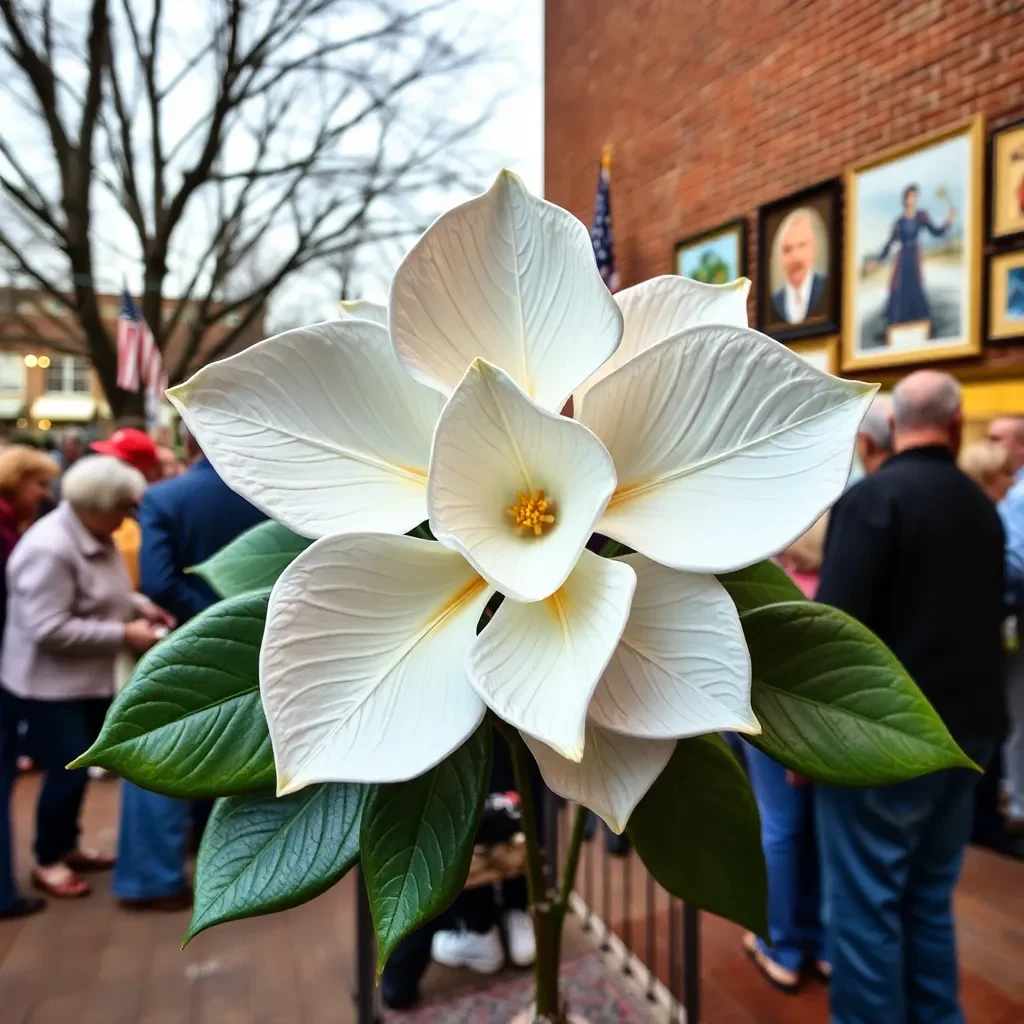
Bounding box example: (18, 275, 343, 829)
(556, 803, 588, 912)
(505, 725, 562, 1021)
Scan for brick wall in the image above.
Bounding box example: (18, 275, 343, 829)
(545, 0, 1024, 379)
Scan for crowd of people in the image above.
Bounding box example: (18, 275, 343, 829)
(1, 374, 1021, 1024)
(0, 425, 263, 918)
(741, 370, 1023, 1024)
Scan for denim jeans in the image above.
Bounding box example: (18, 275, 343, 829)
(5, 692, 110, 868)
(113, 782, 190, 900)
(745, 745, 823, 971)
(815, 737, 995, 1024)
(0, 688, 21, 910)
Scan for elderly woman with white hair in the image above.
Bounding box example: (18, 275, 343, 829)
(0, 455, 174, 900)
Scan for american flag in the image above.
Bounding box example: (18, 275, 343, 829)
(116, 289, 166, 397)
(590, 147, 621, 293)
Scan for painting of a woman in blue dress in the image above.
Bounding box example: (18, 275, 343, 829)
(867, 184, 956, 332)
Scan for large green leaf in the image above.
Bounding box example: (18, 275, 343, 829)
(743, 601, 976, 785)
(71, 590, 274, 797)
(186, 782, 366, 944)
(190, 520, 311, 599)
(717, 559, 805, 614)
(628, 734, 768, 937)
(360, 723, 492, 974)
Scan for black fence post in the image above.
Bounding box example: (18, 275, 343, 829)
(683, 905, 701, 1024)
(355, 868, 379, 1024)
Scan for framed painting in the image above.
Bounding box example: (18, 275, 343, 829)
(787, 335, 839, 375)
(756, 179, 842, 341)
(987, 249, 1024, 344)
(674, 219, 747, 284)
(990, 118, 1024, 242)
(842, 116, 984, 372)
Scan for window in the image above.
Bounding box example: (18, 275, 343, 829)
(44, 356, 91, 394)
(0, 353, 24, 392)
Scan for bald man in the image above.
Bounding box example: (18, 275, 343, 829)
(816, 371, 1005, 1024)
(771, 209, 828, 324)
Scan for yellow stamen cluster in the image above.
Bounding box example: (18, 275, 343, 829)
(506, 489, 556, 537)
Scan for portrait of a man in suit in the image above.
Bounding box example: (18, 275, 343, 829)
(771, 208, 828, 324)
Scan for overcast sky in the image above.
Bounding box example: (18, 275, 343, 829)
(268, 0, 544, 318)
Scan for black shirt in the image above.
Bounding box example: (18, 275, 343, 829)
(817, 445, 1007, 742)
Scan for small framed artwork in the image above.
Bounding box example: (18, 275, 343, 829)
(990, 118, 1024, 242)
(987, 250, 1024, 344)
(674, 219, 747, 284)
(787, 335, 839, 375)
(756, 180, 842, 341)
(842, 116, 984, 372)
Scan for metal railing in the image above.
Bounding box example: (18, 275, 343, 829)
(352, 793, 701, 1022)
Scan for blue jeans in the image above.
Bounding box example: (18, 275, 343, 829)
(745, 745, 823, 971)
(0, 690, 110, 872)
(0, 688, 21, 910)
(815, 738, 995, 1024)
(113, 782, 189, 900)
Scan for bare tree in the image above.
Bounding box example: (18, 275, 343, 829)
(0, 0, 494, 416)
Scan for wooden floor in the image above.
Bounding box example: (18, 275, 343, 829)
(2, 774, 1023, 1024)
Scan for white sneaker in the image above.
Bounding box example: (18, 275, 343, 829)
(431, 925, 505, 974)
(504, 909, 536, 967)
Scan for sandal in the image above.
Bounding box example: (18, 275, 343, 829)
(63, 848, 116, 872)
(31, 864, 90, 899)
(743, 931, 800, 993)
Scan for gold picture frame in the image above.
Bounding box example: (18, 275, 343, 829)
(842, 116, 984, 372)
(990, 119, 1024, 242)
(788, 335, 839, 376)
(988, 249, 1024, 343)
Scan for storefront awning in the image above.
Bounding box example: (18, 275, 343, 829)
(30, 395, 97, 422)
(0, 396, 25, 419)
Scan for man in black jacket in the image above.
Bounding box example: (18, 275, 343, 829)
(815, 370, 1004, 1024)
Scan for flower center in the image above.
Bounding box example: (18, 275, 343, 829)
(506, 489, 556, 537)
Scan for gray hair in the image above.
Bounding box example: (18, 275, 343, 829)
(61, 454, 146, 513)
(892, 371, 962, 430)
(859, 398, 892, 450)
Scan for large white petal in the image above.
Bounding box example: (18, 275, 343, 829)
(390, 169, 623, 412)
(261, 533, 492, 793)
(428, 359, 617, 603)
(589, 555, 758, 739)
(338, 299, 387, 326)
(467, 550, 635, 760)
(523, 723, 674, 834)
(581, 325, 876, 573)
(575, 275, 750, 407)
(167, 320, 444, 539)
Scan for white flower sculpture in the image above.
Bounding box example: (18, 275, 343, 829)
(169, 171, 873, 833)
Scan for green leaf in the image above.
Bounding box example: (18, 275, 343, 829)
(360, 723, 492, 974)
(628, 735, 768, 937)
(742, 601, 977, 785)
(190, 520, 311, 599)
(71, 590, 275, 797)
(717, 559, 805, 614)
(186, 782, 366, 944)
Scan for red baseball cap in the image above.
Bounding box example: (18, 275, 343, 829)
(91, 428, 160, 477)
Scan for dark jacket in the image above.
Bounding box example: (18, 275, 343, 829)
(771, 271, 827, 324)
(139, 458, 266, 624)
(817, 445, 1007, 743)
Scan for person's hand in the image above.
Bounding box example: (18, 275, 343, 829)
(864, 258, 880, 276)
(786, 770, 810, 787)
(136, 596, 177, 630)
(124, 619, 162, 654)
